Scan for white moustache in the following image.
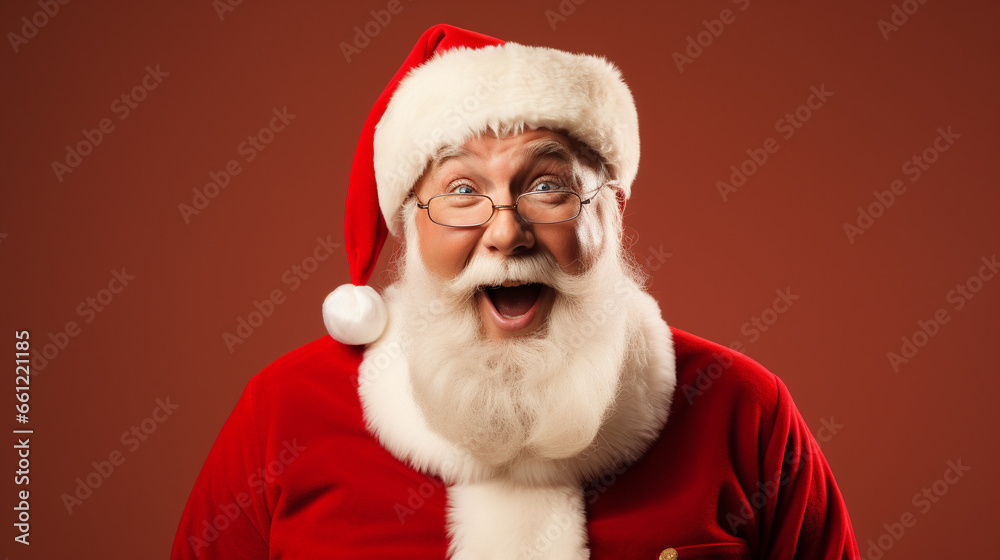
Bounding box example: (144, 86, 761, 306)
(445, 252, 567, 297)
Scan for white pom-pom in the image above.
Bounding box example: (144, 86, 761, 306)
(322, 284, 388, 346)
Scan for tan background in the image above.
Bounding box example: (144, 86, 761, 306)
(2, 0, 998, 558)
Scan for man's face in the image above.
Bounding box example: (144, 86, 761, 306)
(385, 129, 641, 465)
(412, 128, 590, 340)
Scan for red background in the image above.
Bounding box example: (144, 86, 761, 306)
(2, 1, 998, 558)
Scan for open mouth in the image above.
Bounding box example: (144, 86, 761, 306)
(479, 282, 546, 333)
(483, 282, 543, 318)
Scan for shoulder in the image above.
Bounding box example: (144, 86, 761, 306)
(668, 326, 782, 423)
(244, 335, 366, 424)
(254, 335, 362, 382)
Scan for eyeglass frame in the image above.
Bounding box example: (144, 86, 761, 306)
(414, 182, 616, 228)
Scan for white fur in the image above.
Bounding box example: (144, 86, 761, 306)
(322, 283, 388, 345)
(358, 287, 675, 557)
(447, 481, 589, 560)
(373, 42, 640, 236)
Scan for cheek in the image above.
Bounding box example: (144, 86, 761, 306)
(416, 215, 479, 278)
(537, 225, 585, 273)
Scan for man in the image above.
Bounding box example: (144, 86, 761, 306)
(172, 24, 860, 559)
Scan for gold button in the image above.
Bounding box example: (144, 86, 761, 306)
(659, 549, 678, 560)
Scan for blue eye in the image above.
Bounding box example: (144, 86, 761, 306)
(453, 185, 475, 194)
(533, 181, 556, 192)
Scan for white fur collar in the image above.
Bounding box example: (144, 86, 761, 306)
(357, 289, 676, 558)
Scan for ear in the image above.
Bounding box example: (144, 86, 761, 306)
(611, 185, 627, 215)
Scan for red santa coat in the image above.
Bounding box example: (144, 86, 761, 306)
(170, 327, 859, 559)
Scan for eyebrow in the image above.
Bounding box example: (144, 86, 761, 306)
(430, 137, 575, 169)
(522, 138, 575, 164)
(431, 144, 473, 167)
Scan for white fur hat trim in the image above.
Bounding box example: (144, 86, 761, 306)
(373, 42, 640, 236)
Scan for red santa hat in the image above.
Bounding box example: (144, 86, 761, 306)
(323, 24, 639, 346)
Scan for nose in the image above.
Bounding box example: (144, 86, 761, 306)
(481, 202, 534, 257)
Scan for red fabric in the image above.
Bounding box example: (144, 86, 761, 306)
(170, 328, 860, 559)
(344, 24, 504, 286)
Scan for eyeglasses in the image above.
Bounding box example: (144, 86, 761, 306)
(416, 184, 608, 227)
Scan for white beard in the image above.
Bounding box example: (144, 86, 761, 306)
(390, 235, 640, 468)
(356, 214, 677, 560)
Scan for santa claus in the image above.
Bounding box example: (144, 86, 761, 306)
(172, 24, 860, 560)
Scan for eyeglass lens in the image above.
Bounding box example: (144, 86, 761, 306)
(428, 192, 581, 226)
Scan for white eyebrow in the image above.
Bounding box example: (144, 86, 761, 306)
(423, 137, 588, 193)
(430, 145, 473, 168)
(430, 138, 575, 168)
(522, 139, 575, 164)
